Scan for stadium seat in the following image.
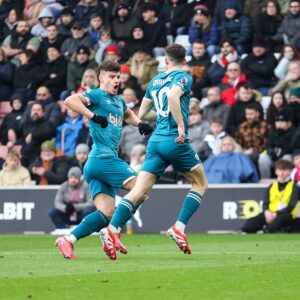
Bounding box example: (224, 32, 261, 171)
(185, 55, 192, 62)
(157, 56, 166, 72)
(274, 53, 280, 59)
(174, 35, 191, 50)
(167, 35, 174, 46)
(261, 96, 272, 118)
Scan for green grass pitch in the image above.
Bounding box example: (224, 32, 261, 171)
(0, 234, 300, 300)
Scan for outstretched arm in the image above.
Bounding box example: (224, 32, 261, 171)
(168, 85, 184, 143)
(138, 98, 156, 122)
(124, 108, 153, 135)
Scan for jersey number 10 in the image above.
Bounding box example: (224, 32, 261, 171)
(151, 87, 170, 118)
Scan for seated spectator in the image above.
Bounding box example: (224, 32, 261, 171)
(76, 116, 92, 148)
(259, 111, 296, 178)
(55, 108, 83, 156)
(214, 0, 244, 25)
(203, 86, 230, 125)
(57, 7, 75, 40)
(103, 44, 120, 63)
(274, 44, 300, 80)
(129, 143, 146, 173)
(291, 149, 300, 185)
(272, 60, 300, 99)
(2, 20, 40, 65)
(289, 87, 300, 127)
(0, 8, 22, 43)
(253, 0, 283, 52)
(69, 143, 90, 171)
(0, 149, 31, 186)
(0, 96, 23, 146)
(242, 159, 298, 233)
(202, 117, 227, 159)
(220, 61, 247, 107)
(188, 4, 219, 57)
(75, 0, 106, 28)
(20, 102, 56, 167)
(267, 91, 293, 127)
(48, 166, 94, 230)
(0, 46, 14, 100)
(31, 6, 54, 38)
(76, 68, 99, 93)
(126, 48, 158, 91)
(29, 140, 69, 185)
(241, 37, 278, 96)
(122, 87, 140, 112)
(87, 13, 104, 45)
(94, 27, 117, 65)
(60, 21, 93, 60)
(220, 0, 252, 55)
(204, 135, 259, 183)
(226, 84, 264, 137)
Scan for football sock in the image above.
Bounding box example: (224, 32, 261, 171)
(175, 221, 186, 233)
(177, 191, 203, 227)
(110, 198, 133, 233)
(71, 210, 109, 241)
(132, 200, 144, 215)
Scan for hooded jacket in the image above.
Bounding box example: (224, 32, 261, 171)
(31, 7, 54, 38)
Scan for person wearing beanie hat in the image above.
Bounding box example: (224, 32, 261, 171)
(120, 64, 131, 75)
(68, 143, 90, 171)
(104, 44, 120, 63)
(48, 166, 95, 232)
(189, 4, 219, 57)
(56, 57, 153, 258)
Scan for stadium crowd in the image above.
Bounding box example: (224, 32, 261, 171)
(0, 0, 300, 187)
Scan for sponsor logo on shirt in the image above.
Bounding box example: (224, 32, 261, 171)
(109, 113, 123, 127)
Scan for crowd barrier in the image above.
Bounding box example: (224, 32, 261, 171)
(0, 184, 299, 234)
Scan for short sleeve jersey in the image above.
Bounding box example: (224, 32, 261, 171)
(144, 70, 193, 141)
(83, 88, 128, 157)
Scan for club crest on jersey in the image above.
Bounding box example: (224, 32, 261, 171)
(109, 113, 123, 127)
(180, 77, 188, 85)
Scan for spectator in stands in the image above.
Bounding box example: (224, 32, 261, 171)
(75, 0, 106, 28)
(21, 86, 62, 127)
(76, 68, 98, 93)
(236, 104, 269, 172)
(220, 61, 247, 107)
(241, 37, 278, 96)
(60, 21, 93, 60)
(64, 46, 97, 98)
(126, 48, 158, 91)
(259, 110, 296, 178)
(29, 139, 68, 185)
(244, 0, 265, 22)
(39, 46, 67, 101)
(214, 0, 244, 25)
(57, 7, 75, 40)
(103, 44, 120, 63)
(23, 0, 45, 27)
(0, 47, 14, 101)
(0, 1, 24, 23)
(289, 87, 300, 127)
(94, 27, 117, 65)
(118, 63, 143, 100)
(242, 159, 298, 233)
(0, 149, 31, 186)
(272, 60, 300, 98)
(226, 84, 264, 137)
(200, 38, 239, 88)
(0, 96, 23, 146)
(253, 0, 283, 52)
(220, 0, 252, 55)
(87, 13, 104, 45)
(2, 20, 40, 64)
(76, 116, 92, 147)
(267, 91, 293, 127)
(188, 4, 219, 57)
(273, 0, 300, 48)
(40, 24, 65, 59)
(111, 2, 138, 45)
(0, 8, 22, 43)
(20, 102, 56, 167)
(203, 86, 230, 125)
(48, 166, 94, 230)
(274, 44, 300, 80)
(122, 87, 140, 111)
(140, 2, 167, 57)
(69, 143, 90, 171)
(31, 6, 54, 38)
(291, 149, 300, 184)
(204, 135, 259, 183)
(55, 108, 83, 156)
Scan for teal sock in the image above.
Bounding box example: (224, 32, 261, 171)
(132, 200, 144, 215)
(110, 198, 133, 230)
(177, 191, 203, 225)
(71, 210, 109, 241)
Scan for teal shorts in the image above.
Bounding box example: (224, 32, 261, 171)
(141, 140, 201, 177)
(83, 156, 136, 199)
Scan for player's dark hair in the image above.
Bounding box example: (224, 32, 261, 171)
(98, 61, 121, 77)
(165, 44, 186, 65)
(274, 159, 294, 170)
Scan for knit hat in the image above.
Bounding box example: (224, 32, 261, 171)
(252, 37, 267, 48)
(72, 21, 84, 30)
(105, 45, 119, 56)
(76, 45, 90, 55)
(41, 140, 56, 152)
(225, 0, 240, 10)
(274, 110, 291, 122)
(290, 87, 300, 98)
(68, 166, 82, 179)
(120, 64, 131, 75)
(193, 4, 209, 17)
(116, 2, 130, 11)
(75, 143, 90, 154)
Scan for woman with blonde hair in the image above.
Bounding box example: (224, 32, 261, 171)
(76, 68, 99, 93)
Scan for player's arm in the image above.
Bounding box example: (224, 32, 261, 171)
(65, 93, 108, 128)
(168, 85, 185, 143)
(124, 108, 153, 135)
(138, 97, 156, 122)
